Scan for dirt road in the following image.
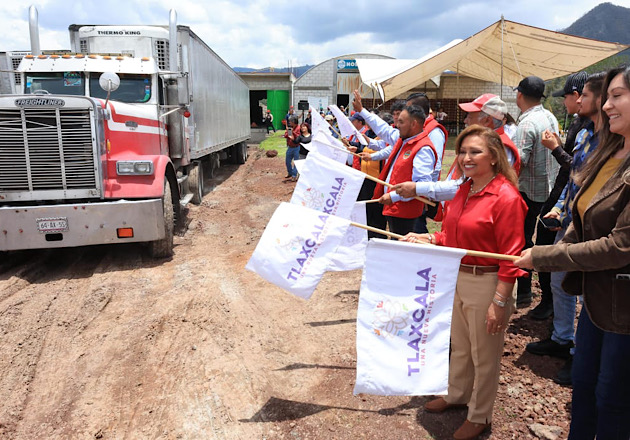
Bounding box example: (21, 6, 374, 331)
(0, 146, 572, 439)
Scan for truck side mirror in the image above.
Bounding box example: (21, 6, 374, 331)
(99, 72, 120, 93)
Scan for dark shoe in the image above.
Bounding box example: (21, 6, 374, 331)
(526, 338, 573, 359)
(516, 293, 532, 308)
(453, 420, 491, 440)
(284, 174, 292, 179)
(554, 356, 573, 385)
(529, 301, 553, 320)
(424, 397, 467, 413)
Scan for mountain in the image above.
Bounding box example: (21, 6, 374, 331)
(562, 2, 630, 44)
(545, 2, 630, 128)
(233, 65, 314, 78)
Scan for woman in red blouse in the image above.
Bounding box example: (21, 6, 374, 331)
(403, 125, 527, 440)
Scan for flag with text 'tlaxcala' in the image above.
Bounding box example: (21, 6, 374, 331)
(354, 239, 466, 396)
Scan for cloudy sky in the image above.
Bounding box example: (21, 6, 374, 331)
(1, 0, 627, 69)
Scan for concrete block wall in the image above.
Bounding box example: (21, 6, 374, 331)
(293, 54, 392, 108)
(441, 76, 518, 117)
(294, 60, 335, 107)
(293, 89, 333, 110)
(295, 60, 335, 89)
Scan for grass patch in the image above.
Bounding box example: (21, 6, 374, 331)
(260, 131, 288, 155)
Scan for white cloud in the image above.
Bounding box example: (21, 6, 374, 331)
(0, 0, 626, 67)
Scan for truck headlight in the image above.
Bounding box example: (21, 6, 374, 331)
(116, 160, 154, 175)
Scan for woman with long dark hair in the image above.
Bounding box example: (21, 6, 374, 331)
(404, 125, 527, 440)
(516, 66, 630, 439)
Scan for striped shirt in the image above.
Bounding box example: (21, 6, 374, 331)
(514, 105, 560, 202)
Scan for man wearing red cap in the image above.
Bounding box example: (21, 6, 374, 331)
(458, 94, 520, 174)
(394, 94, 520, 204)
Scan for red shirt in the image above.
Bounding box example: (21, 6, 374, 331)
(434, 174, 527, 282)
(284, 125, 301, 147)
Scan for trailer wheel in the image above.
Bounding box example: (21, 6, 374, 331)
(189, 162, 204, 205)
(235, 142, 248, 165)
(148, 179, 175, 258)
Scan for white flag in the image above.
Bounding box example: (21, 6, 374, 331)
(294, 159, 306, 175)
(310, 106, 327, 135)
(290, 151, 364, 219)
(304, 131, 349, 164)
(329, 104, 368, 145)
(354, 239, 466, 396)
(327, 202, 368, 272)
(246, 203, 351, 299)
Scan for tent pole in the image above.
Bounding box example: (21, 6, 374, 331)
(456, 62, 460, 135)
(499, 15, 505, 99)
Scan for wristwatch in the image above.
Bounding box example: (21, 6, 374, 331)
(492, 297, 506, 308)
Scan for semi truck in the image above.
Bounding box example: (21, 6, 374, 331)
(0, 7, 250, 257)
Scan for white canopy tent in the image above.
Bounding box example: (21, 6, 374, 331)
(356, 19, 629, 102)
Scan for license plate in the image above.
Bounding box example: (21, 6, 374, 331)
(37, 217, 69, 233)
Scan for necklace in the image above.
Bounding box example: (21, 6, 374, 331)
(469, 175, 496, 195)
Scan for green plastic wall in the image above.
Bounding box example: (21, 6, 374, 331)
(267, 90, 290, 130)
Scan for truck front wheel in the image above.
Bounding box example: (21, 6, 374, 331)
(148, 179, 175, 258)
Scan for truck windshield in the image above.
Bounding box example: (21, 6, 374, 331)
(25, 72, 85, 95)
(90, 74, 152, 103)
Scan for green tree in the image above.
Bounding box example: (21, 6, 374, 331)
(543, 53, 630, 130)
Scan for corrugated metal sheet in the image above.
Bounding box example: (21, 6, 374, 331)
(182, 29, 250, 159)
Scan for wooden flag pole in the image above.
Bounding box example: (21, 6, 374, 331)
(362, 174, 435, 206)
(357, 199, 381, 204)
(349, 222, 519, 262)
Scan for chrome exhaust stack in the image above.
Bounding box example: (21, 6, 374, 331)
(169, 9, 178, 72)
(28, 5, 41, 56)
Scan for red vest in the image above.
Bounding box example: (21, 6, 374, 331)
(424, 115, 448, 147)
(434, 125, 521, 222)
(373, 131, 437, 219)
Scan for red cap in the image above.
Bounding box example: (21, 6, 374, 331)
(290, 105, 294, 108)
(458, 93, 497, 113)
(266, 109, 270, 112)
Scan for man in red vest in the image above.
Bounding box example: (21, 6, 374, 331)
(353, 90, 447, 234)
(366, 105, 437, 235)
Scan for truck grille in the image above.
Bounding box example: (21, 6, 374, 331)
(0, 107, 97, 193)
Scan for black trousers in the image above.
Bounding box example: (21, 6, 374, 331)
(413, 213, 429, 233)
(358, 180, 387, 239)
(385, 216, 417, 236)
(517, 192, 544, 298)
